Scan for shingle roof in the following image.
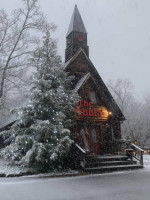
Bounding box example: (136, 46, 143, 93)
(67, 5, 87, 37)
(73, 73, 90, 93)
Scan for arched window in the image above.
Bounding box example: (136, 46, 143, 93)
(91, 129, 97, 143)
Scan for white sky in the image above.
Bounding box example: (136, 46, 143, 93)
(1, 0, 150, 100)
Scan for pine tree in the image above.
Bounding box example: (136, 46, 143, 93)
(0, 32, 79, 171)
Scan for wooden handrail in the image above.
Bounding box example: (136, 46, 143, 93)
(131, 143, 144, 166)
(112, 139, 144, 167)
(75, 143, 87, 154)
(74, 143, 87, 169)
(131, 143, 144, 152)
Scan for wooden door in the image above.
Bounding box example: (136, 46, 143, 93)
(78, 126, 101, 154)
(78, 125, 113, 155)
(88, 126, 101, 155)
(100, 125, 113, 154)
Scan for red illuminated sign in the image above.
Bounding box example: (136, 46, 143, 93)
(76, 100, 109, 121)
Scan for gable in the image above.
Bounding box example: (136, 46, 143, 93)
(65, 48, 89, 75)
(74, 73, 115, 116)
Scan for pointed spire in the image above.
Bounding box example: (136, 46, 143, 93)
(67, 5, 87, 36)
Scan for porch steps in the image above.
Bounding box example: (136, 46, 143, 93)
(85, 164, 143, 173)
(87, 155, 129, 161)
(84, 155, 143, 173)
(86, 160, 137, 168)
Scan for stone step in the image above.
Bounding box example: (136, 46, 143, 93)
(85, 164, 143, 173)
(86, 160, 137, 168)
(86, 155, 129, 162)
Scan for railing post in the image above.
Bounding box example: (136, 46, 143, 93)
(140, 151, 143, 167)
(131, 143, 144, 167)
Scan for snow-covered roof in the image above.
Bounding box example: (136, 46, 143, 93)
(0, 114, 17, 129)
(73, 73, 90, 93)
(63, 57, 73, 69)
(0, 94, 28, 129)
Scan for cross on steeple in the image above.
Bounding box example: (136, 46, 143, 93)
(65, 5, 89, 62)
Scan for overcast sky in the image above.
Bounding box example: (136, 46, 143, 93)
(1, 0, 150, 100)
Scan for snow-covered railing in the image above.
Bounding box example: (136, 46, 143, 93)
(75, 143, 86, 154)
(74, 143, 87, 169)
(131, 143, 144, 152)
(131, 143, 144, 166)
(113, 138, 144, 166)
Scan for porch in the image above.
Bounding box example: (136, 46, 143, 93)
(72, 140, 144, 173)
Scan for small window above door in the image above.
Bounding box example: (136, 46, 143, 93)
(89, 91, 97, 104)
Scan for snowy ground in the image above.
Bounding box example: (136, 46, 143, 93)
(0, 167, 150, 200)
(0, 155, 149, 199)
(143, 154, 150, 168)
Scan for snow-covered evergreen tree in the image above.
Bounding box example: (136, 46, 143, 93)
(0, 32, 79, 171)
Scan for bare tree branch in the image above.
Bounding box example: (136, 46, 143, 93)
(0, 0, 56, 111)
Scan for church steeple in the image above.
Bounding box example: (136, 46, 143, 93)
(67, 5, 87, 37)
(65, 5, 89, 62)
